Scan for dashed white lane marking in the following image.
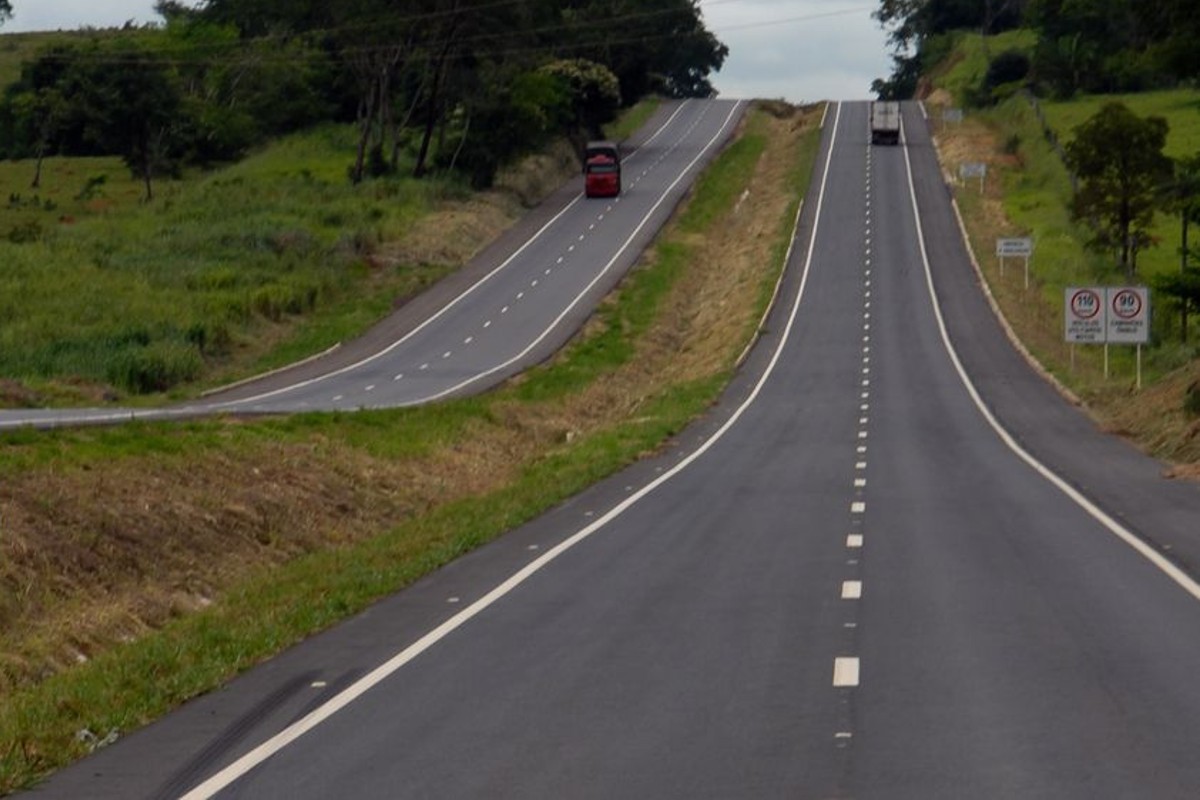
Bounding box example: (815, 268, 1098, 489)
(856, 445, 867, 454)
(501, 306, 509, 314)
(419, 364, 429, 371)
(833, 658, 860, 687)
(464, 337, 473, 345)
(393, 374, 404, 381)
(854, 478, 866, 488)
(531, 280, 538, 287)
(568, 244, 575, 252)
(365, 385, 375, 392)
(855, 461, 867, 470)
(835, 731, 854, 739)
(847, 534, 864, 548)
(442, 352, 452, 359)
(332, 395, 343, 402)
(857, 431, 868, 439)
(517, 292, 525, 300)
(841, 581, 863, 600)
(556, 256, 564, 264)
(176, 101, 762, 798)
(851, 501, 866, 514)
(484, 320, 492, 328)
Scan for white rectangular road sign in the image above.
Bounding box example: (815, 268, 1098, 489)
(960, 162, 987, 179)
(1106, 286, 1150, 344)
(1065, 287, 1106, 343)
(996, 237, 1033, 257)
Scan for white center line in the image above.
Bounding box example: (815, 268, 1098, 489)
(851, 501, 866, 514)
(847, 534, 864, 548)
(841, 581, 863, 600)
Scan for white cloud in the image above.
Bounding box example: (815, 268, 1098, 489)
(701, 0, 892, 101)
(5, 0, 165, 32)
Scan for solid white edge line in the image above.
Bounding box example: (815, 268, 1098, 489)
(899, 108, 1200, 604)
(179, 101, 847, 800)
(200, 102, 695, 411)
(403, 100, 748, 406)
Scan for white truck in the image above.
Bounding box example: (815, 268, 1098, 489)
(870, 101, 901, 145)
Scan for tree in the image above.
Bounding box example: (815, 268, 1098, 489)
(13, 87, 67, 189)
(0, 1, 11, 26)
(1064, 102, 1172, 277)
(1156, 155, 1200, 340)
(540, 59, 621, 144)
(70, 42, 185, 201)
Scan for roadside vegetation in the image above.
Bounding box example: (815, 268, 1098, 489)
(911, 28, 1200, 472)
(0, 102, 825, 793)
(0, 0, 727, 404)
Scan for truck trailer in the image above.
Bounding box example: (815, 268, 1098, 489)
(870, 101, 901, 145)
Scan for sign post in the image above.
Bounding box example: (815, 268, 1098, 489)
(1107, 286, 1150, 388)
(1064, 286, 1150, 386)
(960, 162, 986, 194)
(996, 237, 1033, 287)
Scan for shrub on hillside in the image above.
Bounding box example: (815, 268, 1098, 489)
(107, 340, 203, 394)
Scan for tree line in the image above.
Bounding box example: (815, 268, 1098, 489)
(873, 0, 1199, 101)
(872, 0, 1200, 341)
(0, 0, 727, 197)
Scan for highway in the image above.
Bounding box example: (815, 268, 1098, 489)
(24, 101, 1200, 799)
(0, 98, 745, 429)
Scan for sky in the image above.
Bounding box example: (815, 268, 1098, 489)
(2, 0, 892, 103)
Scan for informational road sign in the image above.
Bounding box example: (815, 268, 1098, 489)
(960, 162, 987, 179)
(996, 237, 1033, 257)
(1107, 286, 1150, 344)
(1065, 287, 1105, 343)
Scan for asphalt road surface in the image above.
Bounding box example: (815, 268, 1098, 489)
(0, 98, 745, 429)
(24, 101, 1200, 799)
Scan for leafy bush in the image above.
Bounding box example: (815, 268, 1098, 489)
(986, 50, 1031, 90)
(1186, 381, 1200, 417)
(106, 340, 204, 394)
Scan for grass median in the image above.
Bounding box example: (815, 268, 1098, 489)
(0, 102, 825, 793)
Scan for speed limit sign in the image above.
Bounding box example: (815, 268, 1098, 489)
(1065, 287, 1105, 342)
(1107, 287, 1149, 343)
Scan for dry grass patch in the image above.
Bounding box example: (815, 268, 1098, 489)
(932, 106, 1200, 476)
(0, 100, 822, 776)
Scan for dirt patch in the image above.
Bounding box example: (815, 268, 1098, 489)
(0, 105, 820, 696)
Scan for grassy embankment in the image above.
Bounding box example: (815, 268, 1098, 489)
(0, 28, 663, 407)
(0, 102, 824, 792)
(922, 31, 1200, 469)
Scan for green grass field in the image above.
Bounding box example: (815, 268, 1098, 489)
(932, 31, 1200, 388)
(0, 123, 473, 402)
(0, 106, 825, 793)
